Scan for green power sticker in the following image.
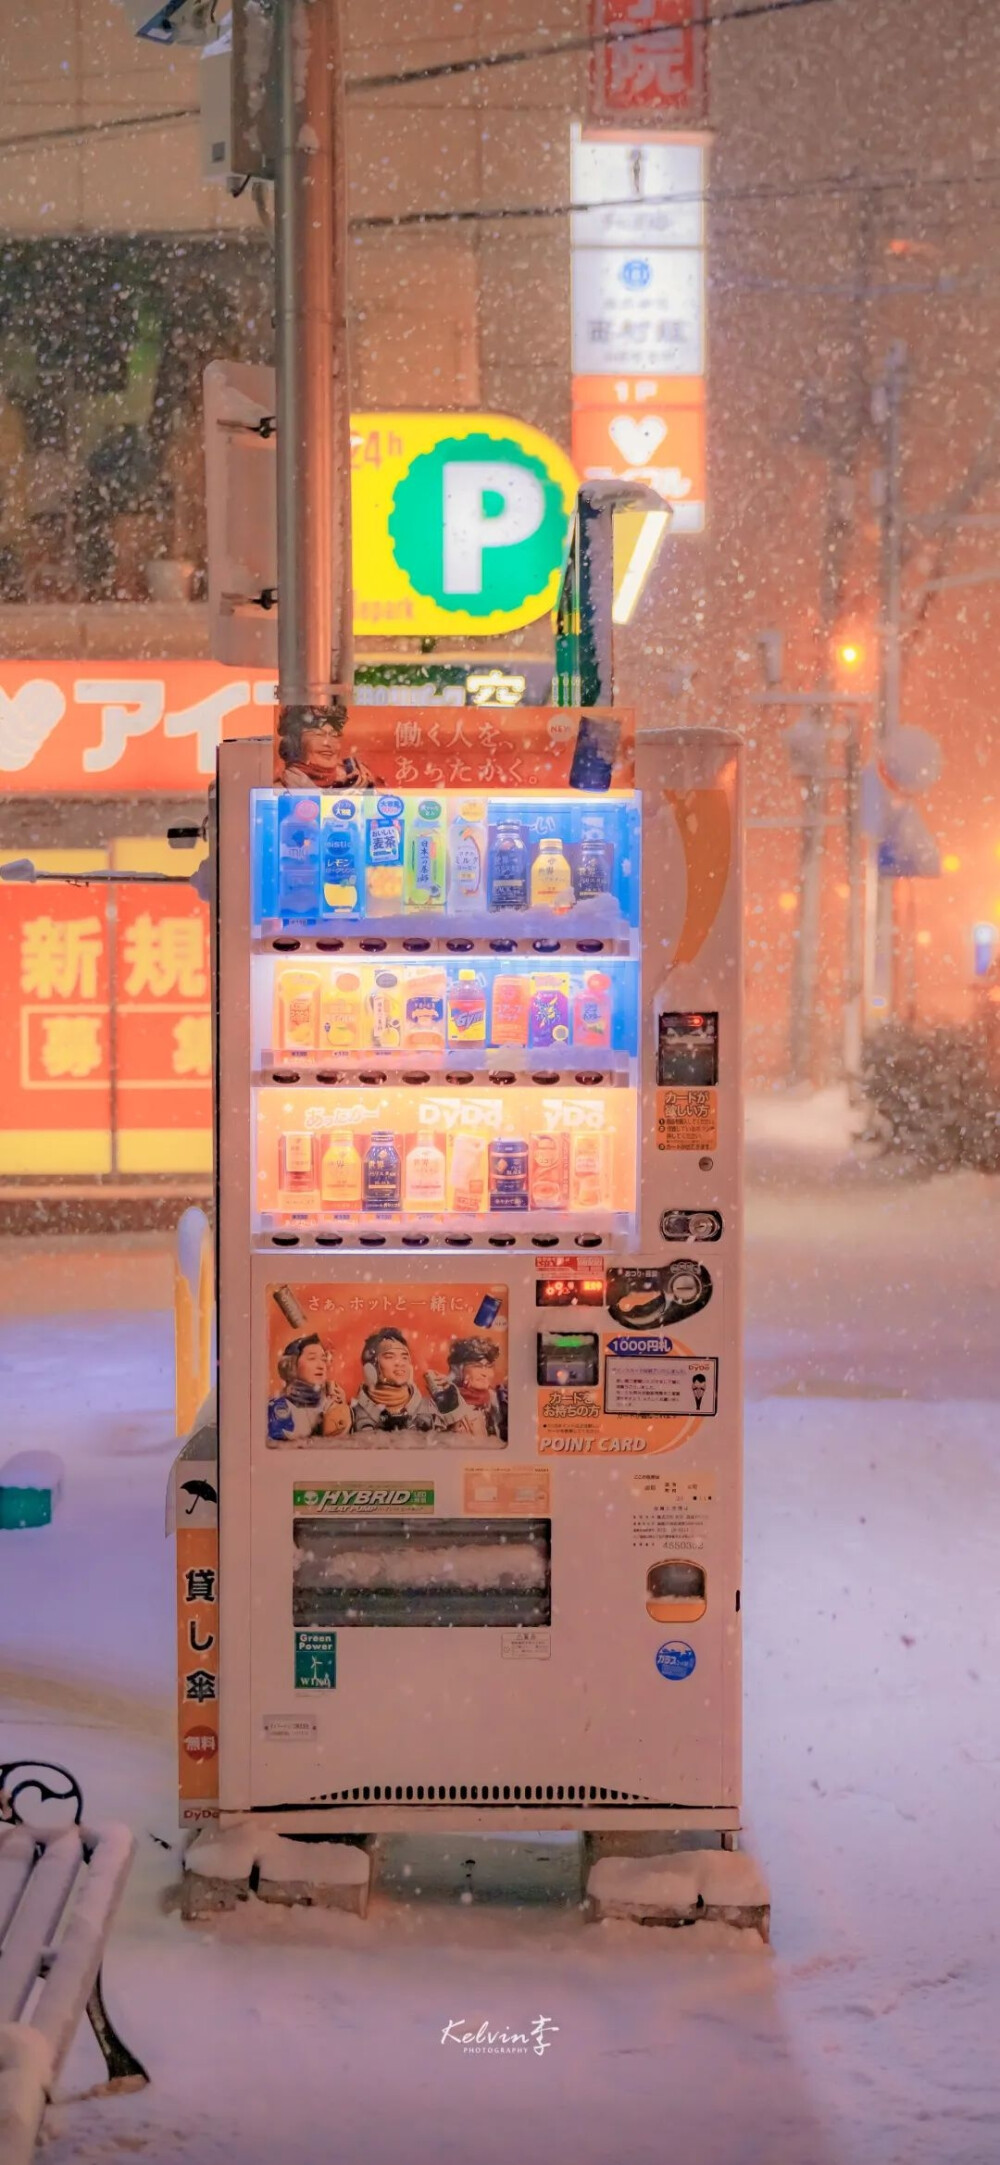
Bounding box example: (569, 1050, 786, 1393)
(295, 1631, 337, 1690)
(294, 1486, 435, 1514)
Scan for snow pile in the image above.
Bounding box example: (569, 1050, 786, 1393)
(587, 1849, 769, 1927)
(256, 1834, 369, 1889)
(185, 1823, 370, 1902)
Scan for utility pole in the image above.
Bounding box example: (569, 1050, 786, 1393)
(274, 0, 353, 739)
(870, 339, 906, 1015)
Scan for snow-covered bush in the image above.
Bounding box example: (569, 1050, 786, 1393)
(862, 1024, 1000, 1173)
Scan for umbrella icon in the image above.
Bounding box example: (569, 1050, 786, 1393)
(180, 1478, 218, 1515)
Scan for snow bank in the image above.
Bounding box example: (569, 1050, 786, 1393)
(0, 2022, 53, 2165)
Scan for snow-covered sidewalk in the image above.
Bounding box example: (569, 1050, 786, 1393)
(1, 1175, 997, 2164)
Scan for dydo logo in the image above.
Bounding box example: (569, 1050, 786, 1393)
(389, 432, 568, 620)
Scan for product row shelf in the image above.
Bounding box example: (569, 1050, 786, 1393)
(255, 951, 640, 1065)
(254, 1084, 637, 1225)
(251, 787, 641, 936)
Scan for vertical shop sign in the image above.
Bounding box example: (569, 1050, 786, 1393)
(570, 124, 708, 533)
(590, 0, 708, 123)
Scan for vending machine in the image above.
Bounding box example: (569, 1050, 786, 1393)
(213, 709, 742, 1835)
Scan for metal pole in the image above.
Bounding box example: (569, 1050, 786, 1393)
(843, 722, 864, 1090)
(274, 0, 353, 729)
(788, 706, 826, 1084)
(871, 340, 906, 1014)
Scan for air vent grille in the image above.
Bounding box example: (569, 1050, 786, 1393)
(306, 1781, 655, 1807)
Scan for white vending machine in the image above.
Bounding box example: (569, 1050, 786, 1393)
(213, 709, 743, 1836)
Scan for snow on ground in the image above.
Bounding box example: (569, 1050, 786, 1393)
(1, 1146, 998, 2165)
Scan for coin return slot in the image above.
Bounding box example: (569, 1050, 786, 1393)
(645, 1561, 707, 1625)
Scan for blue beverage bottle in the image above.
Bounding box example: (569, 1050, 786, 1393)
(322, 796, 360, 913)
(363, 1131, 401, 1211)
(487, 819, 528, 911)
(276, 794, 321, 922)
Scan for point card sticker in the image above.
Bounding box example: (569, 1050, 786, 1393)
(656, 1087, 717, 1152)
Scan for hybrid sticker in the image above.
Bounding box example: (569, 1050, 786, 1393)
(294, 1631, 337, 1689)
(655, 1640, 697, 1681)
(295, 1485, 435, 1515)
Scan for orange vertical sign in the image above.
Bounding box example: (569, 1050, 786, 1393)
(177, 1523, 220, 1819)
(0, 885, 112, 1174)
(115, 885, 213, 1175)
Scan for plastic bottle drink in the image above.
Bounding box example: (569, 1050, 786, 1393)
(402, 967, 446, 1052)
(488, 1137, 529, 1211)
(487, 818, 528, 910)
(572, 970, 612, 1051)
(273, 966, 321, 1055)
(530, 833, 574, 913)
(406, 798, 445, 910)
(321, 797, 361, 913)
(575, 812, 615, 901)
(320, 970, 364, 1053)
(363, 1131, 402, 1210)
(448, 1133, 487, 1214)
(278, 1130, 318, 1204)
(529, 1130, 570, 1210)
(319, 1133, 363, 1207)
(569, 1127, 609, 1211)
(365, 793, 405, 916)
(276, 795, 321, 921)
(368, 969, 403, 1053)
(447, 969, 487, 1045)
(449, 798, 487, 912)
(490, 973, 530, 1047)
(403, 1136, 447, 1210)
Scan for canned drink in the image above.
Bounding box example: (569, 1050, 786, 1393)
(529, 1129, 570, 1210)
(488, 1137, 529, 1212)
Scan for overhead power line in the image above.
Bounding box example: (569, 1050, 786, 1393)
(350, 0, 839, 93)
(351, 163, 1000, 232)
(0, 0, 839, 154)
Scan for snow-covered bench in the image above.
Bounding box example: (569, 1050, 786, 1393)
(0, 1785, 147, 2165)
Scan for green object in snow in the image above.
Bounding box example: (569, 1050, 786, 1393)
(0, 1485, 53, 1529)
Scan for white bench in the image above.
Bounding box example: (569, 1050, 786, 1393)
(0, 1777, 147, 2165)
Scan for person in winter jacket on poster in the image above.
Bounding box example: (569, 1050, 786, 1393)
(425, 1337, 507, 1440)
(350, 1326, 437, 1435)
(267, 1333, 351, 1444)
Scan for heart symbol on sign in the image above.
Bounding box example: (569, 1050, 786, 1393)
(0, 680, 66, 772)
(608, 414, 669, 464)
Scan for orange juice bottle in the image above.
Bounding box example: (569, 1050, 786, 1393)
(320, 969, 365, 1053)
(273, 966, 321, 1055)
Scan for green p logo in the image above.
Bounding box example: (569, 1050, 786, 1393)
(388, 431, 569, 619)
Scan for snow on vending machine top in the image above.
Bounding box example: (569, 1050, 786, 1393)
(212, 705, 743, 1836)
